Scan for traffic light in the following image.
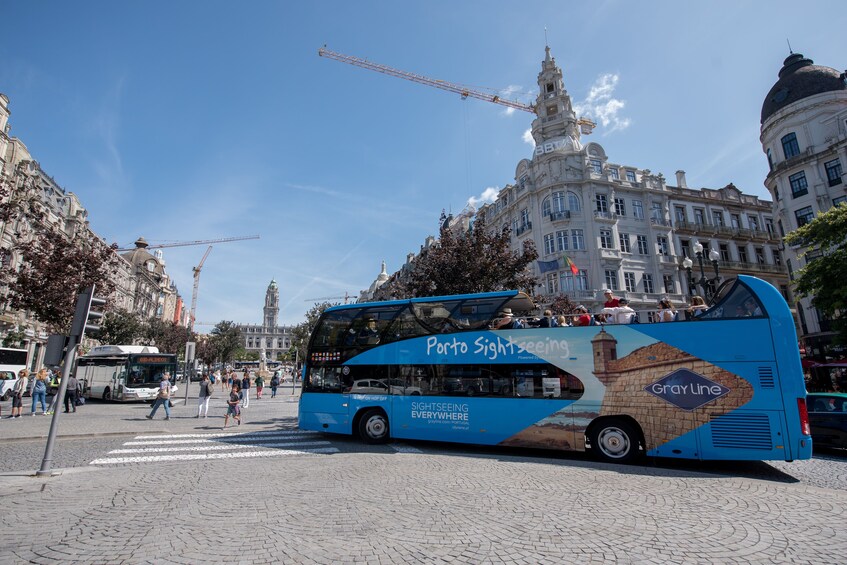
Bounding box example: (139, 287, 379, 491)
(70, 285, 107, 340)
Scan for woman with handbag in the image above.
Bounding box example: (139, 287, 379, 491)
(196, 374, 214, 418)
(146, 372, 172, 420)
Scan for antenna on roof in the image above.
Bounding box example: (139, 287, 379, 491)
(786, 38, 793, 54)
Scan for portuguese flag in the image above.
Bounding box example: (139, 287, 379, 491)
(564, 255, 579, 275)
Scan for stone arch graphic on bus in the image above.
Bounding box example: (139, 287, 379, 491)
(499, 329, 754, 451)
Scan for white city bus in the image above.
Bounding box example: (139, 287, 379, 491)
(76, 345, 178, 402)
(0, 347, 28, 400)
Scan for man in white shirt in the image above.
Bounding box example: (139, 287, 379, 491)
(603, 298, 636, 324)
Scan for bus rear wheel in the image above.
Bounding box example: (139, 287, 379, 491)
(102, 388, 111, 402)
(590, 419, 640, 464)
(358, 409, 389, 444)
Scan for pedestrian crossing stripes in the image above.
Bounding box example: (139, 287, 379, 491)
(90, 429, 339, 466)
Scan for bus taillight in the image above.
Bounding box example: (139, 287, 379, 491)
(797, 397, 811, 436)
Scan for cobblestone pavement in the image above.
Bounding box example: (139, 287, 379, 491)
(1, 384, 846, 563)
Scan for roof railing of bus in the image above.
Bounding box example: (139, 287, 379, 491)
(324, 290, 528, 312)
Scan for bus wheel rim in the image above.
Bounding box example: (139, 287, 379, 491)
(598, 427, 630, 458)
(365, 416, 385, 438)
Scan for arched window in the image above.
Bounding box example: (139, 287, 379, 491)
(543, 192, 567, 217)
(567, 191, 581, 212)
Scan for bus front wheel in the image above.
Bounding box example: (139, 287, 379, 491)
(102, 388, 111, 402)
(589, 419, 640, 464)
(358, 409, 389, 444)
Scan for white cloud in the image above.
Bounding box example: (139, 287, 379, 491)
(573, 73, 631, 133)
(522, 128, 534, 146)
(467, 186, 500, 209)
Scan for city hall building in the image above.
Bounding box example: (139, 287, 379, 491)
(235, 279, 293, 362)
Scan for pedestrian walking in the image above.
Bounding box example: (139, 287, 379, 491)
(63, 373, 79, 413)
(223, 382, 241, 428)
(240, 371, 251, 408)
(31, 369, 49, 415)
(8, 369, 29, 419)
(196, 374, 214, 418)
(146, 372, 172, 420)
(255, 373, 264, 399)
(269, 373, 279, 398)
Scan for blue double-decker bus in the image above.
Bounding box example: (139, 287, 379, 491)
(298, 275, 812, 463)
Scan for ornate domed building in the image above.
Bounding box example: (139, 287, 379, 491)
(759, 52, 846, 358)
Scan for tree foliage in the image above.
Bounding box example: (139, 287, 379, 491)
(7, 229, 119, 333)
(1, 326, 27, 348)
(196, 338, 217, 367)
(548, 294, 580, 316)
(784, 202, 847, 345)
(98, 309, 144, 345)
(141, 319, 193, 355)
(210, 321, 242, 363)
(291, 302, 336, 365)
(399, 214, 539, 298)
(1, 167, 119, 333)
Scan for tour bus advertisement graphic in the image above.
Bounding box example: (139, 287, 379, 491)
(337, 322, 769, 458)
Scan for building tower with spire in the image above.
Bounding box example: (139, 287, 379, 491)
(264, 279, 279, 329)
(235, 279, 292, 365)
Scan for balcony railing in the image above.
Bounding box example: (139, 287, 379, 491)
(593, 210, 617, 222)
(650, 217, 672, 228)
(599, 248, 621, 260)
(549, 210, 571, 222)
(516, 222, 532, 236)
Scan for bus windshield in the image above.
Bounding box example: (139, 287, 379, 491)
(126, 355, 178, 386)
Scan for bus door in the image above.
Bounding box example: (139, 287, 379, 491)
(300, 365, 351, 434)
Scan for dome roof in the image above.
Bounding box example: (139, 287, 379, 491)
(761, 53, 846, 123)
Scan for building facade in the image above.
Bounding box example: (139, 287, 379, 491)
(236, 279, 293, 362)
(475, 47, 787, 314)
(1, 93, 186, 369)
(759, 52, 846, 359)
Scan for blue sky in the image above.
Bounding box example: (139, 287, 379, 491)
(2, 1, 844, 327)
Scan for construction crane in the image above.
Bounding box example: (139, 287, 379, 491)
(304, 292, 353, 304)
(317, 46, 596, 134)
(188, 245, 213, 334)
(115, 235, 260, 252)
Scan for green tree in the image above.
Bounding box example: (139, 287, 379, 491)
(291, 302, 336, 365)
(548, 294, 580, 317)
(210, 321, 242, 363)
(395, 213, 539, 298)
(1, 164, 119, 332)
(784, 202, 847, 345)
(196, 338, 217, 367)
(98, 309, 144, 345)
(140, 319, 193, 355)
(1, 326, 27, 348)
(6, 229, 119, 333)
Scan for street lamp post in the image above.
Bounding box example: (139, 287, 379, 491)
(682, 240, 721, 301)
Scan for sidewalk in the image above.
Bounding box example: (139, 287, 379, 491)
(0, 380, 301, 441)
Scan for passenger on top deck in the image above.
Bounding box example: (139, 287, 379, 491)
(603, 298, 636, 324)
(490, 308, 523, 330)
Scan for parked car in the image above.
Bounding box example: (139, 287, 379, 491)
(0, 371, 18, 401)
(349, 379, 422, 396)
(349, 379, 390, 395)
(807, 392, 847, 449)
